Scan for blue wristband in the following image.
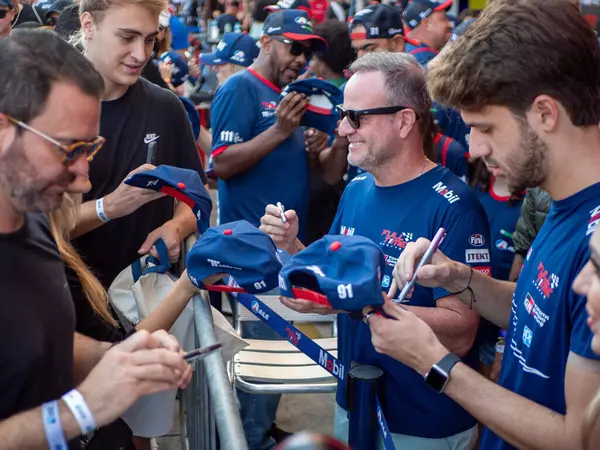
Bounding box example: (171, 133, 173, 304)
(42, 400, 68, 450)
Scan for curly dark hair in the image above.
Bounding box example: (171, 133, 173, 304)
(312, 20, 356, 75)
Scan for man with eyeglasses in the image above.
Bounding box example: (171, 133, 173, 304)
(0, 30, 191, 450)
(209, 9, 327, 450)
(0, 0, 14, 36)
(260, 52, 489, 449)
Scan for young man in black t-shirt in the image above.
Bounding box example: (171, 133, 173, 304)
(71, 0, 208, 288)
(0, 30, 190, 450)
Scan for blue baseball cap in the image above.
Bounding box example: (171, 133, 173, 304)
(263, 10, 327, 52)
(281, 78, 343, 135)
(199, 32, 259, 67)
(186, 220, 288, 293)
(179, 97, 201, 141)
(350, 4, 418, 44)
(159, 51, 189, 87)
(403, 0, 452, 30)
(124, 165, 212, 233)
(265, 0, 312, 16)
(278, 235, 386, 312)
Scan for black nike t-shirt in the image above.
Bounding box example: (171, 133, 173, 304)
(0, 214, 78, 448)
(74, 78, 207, 288)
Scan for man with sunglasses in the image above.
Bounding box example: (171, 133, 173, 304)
(0, 30, 191, 450)
(0, 0, 14, 36)
(260, 52, 490, 449)
(209, 9, 327, 450)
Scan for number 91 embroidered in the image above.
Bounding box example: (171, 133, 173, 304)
(337, 283, 354, 299)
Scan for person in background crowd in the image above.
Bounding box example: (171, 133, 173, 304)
(0, 29, 191, 450)
(249, 0, 274, 38)
(261, 52, 489, 449)
(197, 31, 259, 154)
(457, 7, 478, 23)
(349, 4, 412, 58)
(470, 159, 523, 379)
(310, 20, 354, 87)
(169, 5, 190, 54)
(216, 0, 240, 33)
(372, 2, 600, 449)
(0, 0, 14, 36)
(44, 0, 71, 26)
(210, 9, 328, 449)
(10, 0, 47, 27)
(324, 0, 348, 22)
(402, 0, 452, 67)
(509, 187, 552, 281)
(159, 50, 191, 95)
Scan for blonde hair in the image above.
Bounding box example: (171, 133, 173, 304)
(70, 0, 168, 50)
(49, 194, 118, 327)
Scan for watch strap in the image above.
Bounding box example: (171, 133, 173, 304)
(435, 352, 461, 374)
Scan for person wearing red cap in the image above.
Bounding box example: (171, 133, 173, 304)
(402, 0, 452, 67)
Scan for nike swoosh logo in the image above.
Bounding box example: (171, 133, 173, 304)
(144, 136, 160, 144)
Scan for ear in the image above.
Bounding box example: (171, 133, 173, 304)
(529, 95, 559, 133)
(260, 35, 273, 55)
(397, 109, 418, 140)
(80, 11, 95, 40)
(391, 35, 406, 53)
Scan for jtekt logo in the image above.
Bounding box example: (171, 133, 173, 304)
(318, 349, 344, 380)
(432, 182, 460, 204)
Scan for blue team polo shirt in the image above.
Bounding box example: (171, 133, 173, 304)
(406, 42, 438, 67)
(434, 133, 469, 182)
(432, 102, 471, 150)
(210, 69, 309, 239)
(481, 182, 600, 450)
(330, 165, 491, 438)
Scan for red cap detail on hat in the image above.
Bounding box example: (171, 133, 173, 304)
(224, 229, 233, 235)
(329, 241, 341, 251)
(177, 182, 186, 189)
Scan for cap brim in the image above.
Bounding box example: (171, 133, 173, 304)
(434, 0, 453, 12)
(264, 4, 280, 10)
(198, 53, 225, 65)
(404, 36, 420, 46)
(291, 287, 331, 306)
(281, 32, 328, 51)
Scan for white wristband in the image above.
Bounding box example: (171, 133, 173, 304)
(42, 400, 68, 449)
(61, 389, 97, 434)
(96, 198, 111, 223)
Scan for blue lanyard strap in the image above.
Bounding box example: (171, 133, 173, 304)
(233, 292, 396, 450)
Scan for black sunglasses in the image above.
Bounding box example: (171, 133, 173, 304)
(271, 36, 313, 60)
(0, 8, 12, 19)
(336, 104, 418, 129)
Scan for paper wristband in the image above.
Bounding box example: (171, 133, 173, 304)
(61, 389, 97, 434)
(42, 400, 68, 450)
(96, 198, 111, 223)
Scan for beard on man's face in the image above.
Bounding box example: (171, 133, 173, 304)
(0, 136, 73, 213)
(505, 120, 549, 194)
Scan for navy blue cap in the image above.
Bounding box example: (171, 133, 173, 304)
(186, 220, 287, 293)
(263, 10, 327, 51)
(350, 4, 417, 43)
(403, 0, 452, 30)
(265, 0, 311, 16)
(159, 51, 189, 87)
(278, 235, 386, 312)
(281, 79, 343, 135)
(0, 0, 12, 7)
(199, 32, 260, 67)
(124, 165, 212, 233)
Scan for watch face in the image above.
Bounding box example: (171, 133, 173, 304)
(426, 367, 447, 392)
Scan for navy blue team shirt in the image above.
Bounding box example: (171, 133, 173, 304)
(481, 182, 600, 450)
(211, 69, 310, 239)
(434, 133, 469, 182)
(330, 165, 491, 438)
(432, 102, 471, 150)
(406, 42, 438, 67)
